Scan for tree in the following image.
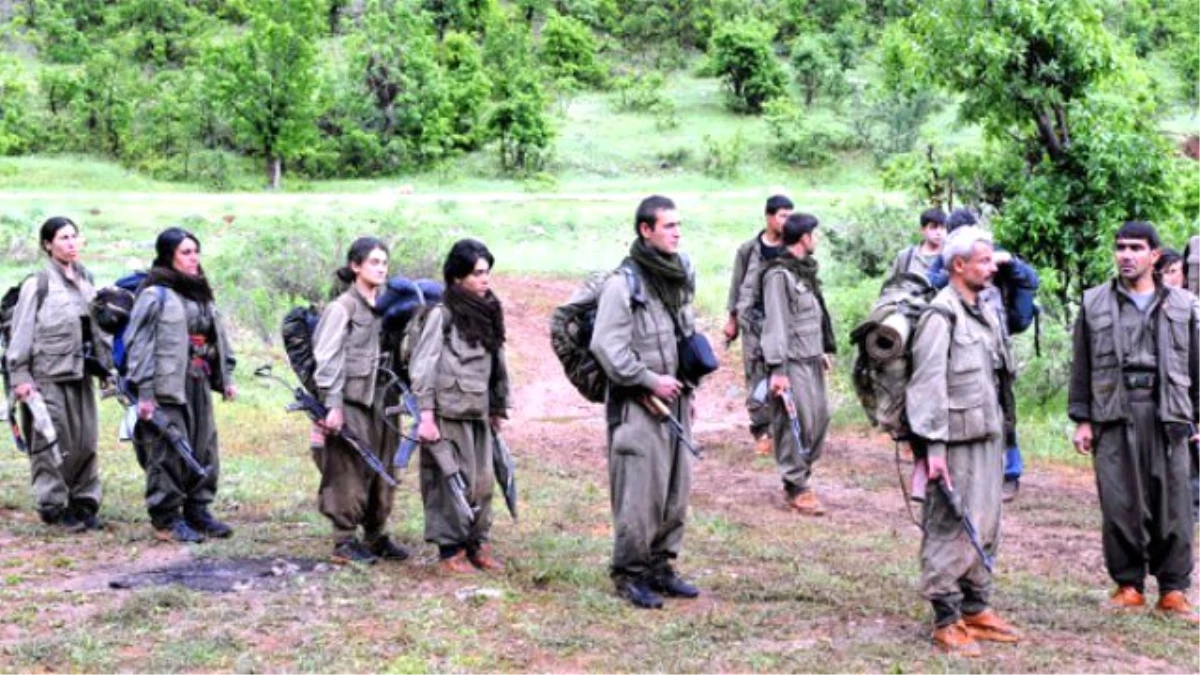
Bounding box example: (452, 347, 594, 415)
(709, 19, 787, 114)
(422, 0, 495, 41)
(204, 0, 323, 189)
(483, 11, 554, 172)
(789, 34, 836, 106)
(894, 0, 1194, 310)
(439, 31, 491, 150)
(539, 11, 607, 88)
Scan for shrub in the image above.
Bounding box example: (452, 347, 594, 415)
(701, 131, 748, 180)
(824, 200, 910, 278)
(764, 98, 857, 168)
(708, 19, 787, 114)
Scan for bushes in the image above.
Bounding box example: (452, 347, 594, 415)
(824, 200, 910, 278)
(764, 98, 858, 168)
(539, 12, 607, 89)
(708, 19, 787, 114)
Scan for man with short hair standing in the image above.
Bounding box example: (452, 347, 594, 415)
(907, 226, 1019, 656)
(726, 195, 792, 456)
(591, 195, 701, 609)
(890, 208, 947, 278)
(1069, 221, 1199, 623)
(761, 213, 835, 515)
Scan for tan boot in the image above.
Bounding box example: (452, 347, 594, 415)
(438, 549, 476, 574)
(932, 621, 982, 657)
(787, 490, 826, 516)
(1108, 585, 1146, 610)
(467, 543, 505, 572)
(962, 609, 1021, 643)
(754, 434, 773, 457)
(1156, 591, 1199, 624)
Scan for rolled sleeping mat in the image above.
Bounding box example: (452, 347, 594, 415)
(865, 311, 911, 362)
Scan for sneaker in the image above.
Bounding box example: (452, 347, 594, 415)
(1001, 478, 1020, 503)
(786, 490, 826, 516)
(184, 507, 233, 539)
(438, 549, 476, 574)
(368, 536, 411, 562)
(1108, 585, 1146, 610)
(616, 578, 664, 609)
(962, 609, 1021, 643)
(467, 542, 504, 571)
(650, 567, 700, 598)
(331, 538, 377, 565)
(38, 505, 65, 526)
(932, 620, 981, 657)
(155, 519, 206, 544)
(1156, 590, 1199, 624)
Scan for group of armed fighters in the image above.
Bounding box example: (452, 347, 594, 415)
(2, 196, 1197, 654)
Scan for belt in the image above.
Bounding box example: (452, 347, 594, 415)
(1123, 372, 1156, 390)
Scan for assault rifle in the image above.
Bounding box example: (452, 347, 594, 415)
(112, 378, 210, 479)
(493, 433, 518, 520)
(254, 365, 397, 488)
(378, 367, 421, 470)
(936, 477, 994, 574)
(778, 389, 811, 461)
(641, 394, 701, 459)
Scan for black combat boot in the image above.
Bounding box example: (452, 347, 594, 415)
(184, 505, 233, 539)
(155, 518, 206, 544)
(332, 537, 378, 565)
(651, 566, 700, 598)
(38, 504, 65, 526)
(616, 577, 664, 609)
(368, 535, 411, 561)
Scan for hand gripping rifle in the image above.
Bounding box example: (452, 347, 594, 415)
(778, 389, 811, 462)
(112, 377, 210, 479)
(254, 365, 397, 488)
(641, 394, 702, 459)
(377, 367, 421, 470)
(935, 477, 994, 574)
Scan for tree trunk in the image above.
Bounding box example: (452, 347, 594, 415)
(266, 156, 282, 190)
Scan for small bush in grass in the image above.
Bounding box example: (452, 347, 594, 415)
(824, 200, 909, 278)
(701, 131, 748, 180)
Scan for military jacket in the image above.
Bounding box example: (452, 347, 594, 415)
(1068, 280, 1198, 425)
(126, 285, 235, 405)
(409, 304, 509, 420)
(760, 266, 826, 374)
(6, 261, 100, 387)
(313, 287, 382, 410)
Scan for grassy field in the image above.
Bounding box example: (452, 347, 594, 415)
(0, 70, 1194, 673)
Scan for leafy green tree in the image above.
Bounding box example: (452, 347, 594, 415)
(896, 0, 1195, 309)
(76, 48, 138, 156)
(422, 0, 496, 40)
(112, 0, 208, 67)
(438, 32, 490, 150)
(483, 11, 553, 172)
(204, 0, 323, 188)
(709, 19, 787, 113)
(539, 12, 607, 88)
(0, 58, 39, 155)
(789, 34, 837, 106)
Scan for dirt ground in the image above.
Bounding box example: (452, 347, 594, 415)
(0, 275, 1195, 673)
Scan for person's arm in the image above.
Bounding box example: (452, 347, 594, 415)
(1066, 306, 1092, 424)
(214, 305, 237, 396)
(590, 275, 659, 391)
(906, 312, 952, 463)
(124, 289, 164, 404)
(489, 345, 510, 421)
(5, 276, 40, 392)
(408, 306, 446, 413)
(760, 270, 790, 378)
(926, 255, 949, 289)
(312, 302, 350, 410)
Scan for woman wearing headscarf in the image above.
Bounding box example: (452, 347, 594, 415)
(125, 227, 236, 543)
(411, 238, 510, 573)
(310, 236, 409, 565)
(5, 216, 108, 531)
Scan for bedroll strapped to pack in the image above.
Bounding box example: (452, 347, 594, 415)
(849, 272, 943, 437)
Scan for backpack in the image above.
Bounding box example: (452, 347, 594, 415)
(995, 259, 1040, 336)
(550, 263, 644, 403)
(97, 271, 154, 377)
(0, 271, 48, 355)
(281, 305, 322, 395)
(849, 273, 952, 437)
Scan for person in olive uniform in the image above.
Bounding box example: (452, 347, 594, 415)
(889, 208, 947, 278)
(761, 213, 836, 515)
(590, 195, 701, 609)
(1069, 221, 1199, 624)
(125, 227, 236, 543)
(725, 194, 792, 455)
(311, 237, 409, 565)
(411, 238, 510, 574)
(6, 217, 109, 531)
(906, 226, 1020, 656)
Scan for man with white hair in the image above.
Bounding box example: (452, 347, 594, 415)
(906, 226, 1019, 656)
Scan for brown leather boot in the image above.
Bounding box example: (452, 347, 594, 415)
(439, 549, 475, 574)
(962, 609, 1021, 643)
(1156, 591, 1199, 624)
(787, 490, 826, 516)
(932, 621, 981, 657)
(754, 434, 773, 457)
(1108, 585, 1146, 610)
(467, 543, 505, 572)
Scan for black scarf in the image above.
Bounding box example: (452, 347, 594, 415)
(443, 285, 506, 354)
(766, 252, 837, 354)
(142, 264, 214, 305)
(627, 238, 690, 316)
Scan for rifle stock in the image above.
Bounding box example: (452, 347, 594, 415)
(935, 478, 994, 574)
(642, 395, 702, 459)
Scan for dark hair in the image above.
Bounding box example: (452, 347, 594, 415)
(782, 213, 819, 246)
(153, 227, 201, 268)
(335, 236, 389, 284)
(920, 208, 946, 228)
(443, 238, 494, 285)
(946, 208, 977, 232)
(39, 216, 77, 253)
(1114, 221, 1161, 249)
(1157, 247, 1182, 271)
(765, 194, 794, 216)
(634, 195, 676, 238)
